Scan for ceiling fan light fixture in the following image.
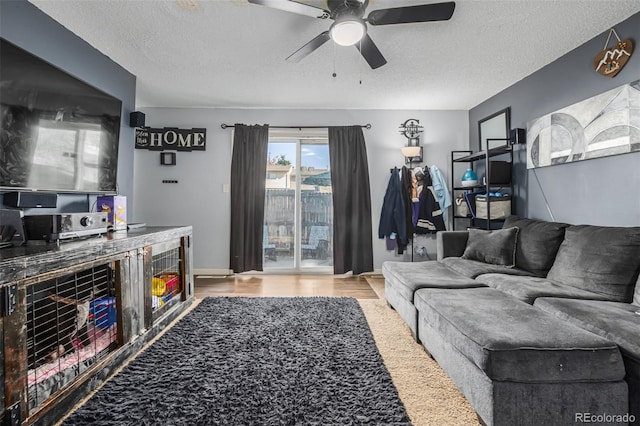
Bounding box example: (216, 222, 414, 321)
(330, 19, 366, 46)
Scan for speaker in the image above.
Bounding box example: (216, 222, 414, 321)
(3, 191, 57, 208)
(510, 128, 526, 145)
(0, 209, 26, 246)
(129, 111, 146, 128)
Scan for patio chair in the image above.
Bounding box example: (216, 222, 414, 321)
(263, 225, 277, 261)
(301, 225, 330, 259)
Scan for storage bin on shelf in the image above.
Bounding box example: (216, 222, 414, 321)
(455, 193, 470, 217)
(475, 194, 511, 219)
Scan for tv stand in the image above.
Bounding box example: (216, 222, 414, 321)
(0, 226, 193, 425)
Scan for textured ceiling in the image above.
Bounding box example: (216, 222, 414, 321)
(28, 0, 640, 110)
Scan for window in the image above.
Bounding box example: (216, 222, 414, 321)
(264, 130, 332, 271)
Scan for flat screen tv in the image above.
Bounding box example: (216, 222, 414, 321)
(1, 38, 122, 194)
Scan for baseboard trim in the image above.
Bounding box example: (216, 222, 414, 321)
(193, 268, 383, 277)
(194, 268, 233, 277)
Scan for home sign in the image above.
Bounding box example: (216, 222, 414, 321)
(135, 127, 206, 151)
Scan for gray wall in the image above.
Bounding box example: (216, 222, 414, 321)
(0, 0, 137, 214)
(133, 108, 468, 272)
(469, 11, 640, 226)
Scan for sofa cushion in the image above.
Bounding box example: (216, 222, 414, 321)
(634, 275, 640, 307)
(502, 216, 569, 277)
(546, 225, 640, 302)
(381, 260, 482, 303)
(413, 287, 625, 383)
(440, 257, 534, 279)
(414, 288, 624, 383)
(535, 297, 640, 380)
(462, 227, 518, 267)
(475, 273, 613, 304)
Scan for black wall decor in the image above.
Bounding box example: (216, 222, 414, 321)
(135, 127, 206, 151)
(160, 152, 176, 166)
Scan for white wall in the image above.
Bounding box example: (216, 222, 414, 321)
(133, 108, 468, 273)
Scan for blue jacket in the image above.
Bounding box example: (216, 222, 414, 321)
(430, 164, 451, 223)
(379, 168, 407, 248)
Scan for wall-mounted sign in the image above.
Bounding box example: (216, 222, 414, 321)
(593, 28, 633, 78)
(135, 127, 206, 151)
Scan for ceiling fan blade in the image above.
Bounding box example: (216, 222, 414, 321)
(367, 2, 455, 25)
(286, 31, 331, 63)
(355, 34, 387, 69)
(248, 0, 329, 19)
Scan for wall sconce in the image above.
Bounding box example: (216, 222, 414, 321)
(399, 118, 423, 164)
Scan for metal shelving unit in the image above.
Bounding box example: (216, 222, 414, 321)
(451, 145, 514, 230)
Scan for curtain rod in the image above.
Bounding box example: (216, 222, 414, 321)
(220, 123, 371, 130)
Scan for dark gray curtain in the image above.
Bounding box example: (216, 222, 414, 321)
(229, 124, 269, 273)
(328, 126, 374, 274)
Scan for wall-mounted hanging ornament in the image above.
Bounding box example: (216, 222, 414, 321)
(593, 28, 633, 78)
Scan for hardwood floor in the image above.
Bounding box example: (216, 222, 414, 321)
(194, 274, 381, 299)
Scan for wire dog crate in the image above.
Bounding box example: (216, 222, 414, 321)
(25, 263, 118, 411)
(150, 243, 182, 319)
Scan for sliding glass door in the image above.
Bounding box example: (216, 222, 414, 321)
(264, 131, 332, 272)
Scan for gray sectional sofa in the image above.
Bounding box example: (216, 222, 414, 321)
(383, 216, 640, 425)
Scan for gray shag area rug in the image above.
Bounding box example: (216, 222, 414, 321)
(63, 297, 412, 425)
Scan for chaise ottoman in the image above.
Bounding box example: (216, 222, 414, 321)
(415, 287, 628, 425)
(535, 297, 640, 423)
(383, 260, 482, 340)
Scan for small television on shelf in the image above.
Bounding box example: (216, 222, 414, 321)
(1, 38, 122, 194)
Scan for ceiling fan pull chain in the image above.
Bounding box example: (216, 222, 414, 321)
(359, 38, 363, 85)
(332, 41, 337, 78)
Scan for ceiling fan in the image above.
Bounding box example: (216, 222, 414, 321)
(247, 0, 456, 69)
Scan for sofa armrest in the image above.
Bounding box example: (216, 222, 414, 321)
(437, 231, 469, 261)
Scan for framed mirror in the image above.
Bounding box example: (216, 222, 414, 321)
(478, 107, 511, 151)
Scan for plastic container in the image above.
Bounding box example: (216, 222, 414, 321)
(461, 169, 478, 187)
(90, 297, 117, 329)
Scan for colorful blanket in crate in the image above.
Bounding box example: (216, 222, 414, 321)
(28, 325, 117, 409)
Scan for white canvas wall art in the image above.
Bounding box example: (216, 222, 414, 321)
(527, 79, 640, 169)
